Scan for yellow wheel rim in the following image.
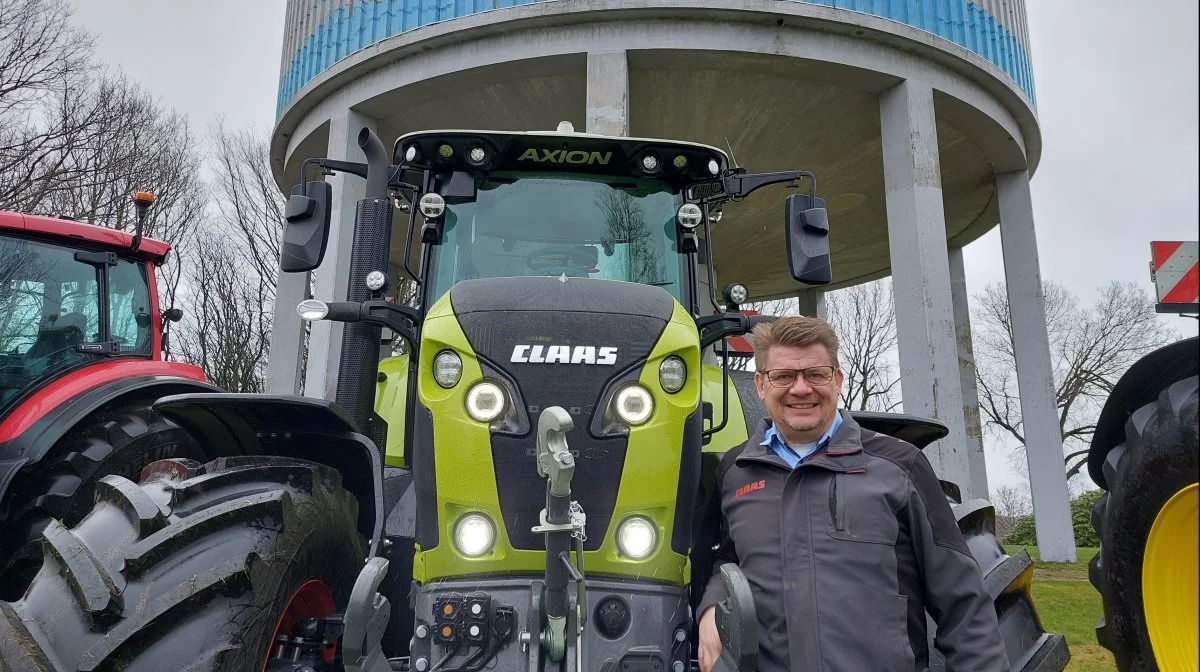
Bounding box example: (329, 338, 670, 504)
(1143, 482, 1199, 671)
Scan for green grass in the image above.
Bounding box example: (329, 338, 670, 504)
(1004, 546, 1117, 672)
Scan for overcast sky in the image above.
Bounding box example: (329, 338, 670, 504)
(69, 0, 1198, 492)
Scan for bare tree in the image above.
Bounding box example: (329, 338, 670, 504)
(209, 121, 286, 304)
(39, 75, 201, 240)
(973, 280, 1178, 479)
(170, 121, 287, 389)
(176, 231, 271, 392)
(992, 484, 1032, 541)
(0, 0, 100, 211)
(826, 279, 901, 412)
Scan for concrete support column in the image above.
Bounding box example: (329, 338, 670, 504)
(878, 79, 971, 491)
(948, 245, 988, 500)
(304, 109, 378, 401)
(996, 170, 1076, 562)
(586, 51, 628, 136)
(796, 288, 827, 319)
(266, 270, 310, 394)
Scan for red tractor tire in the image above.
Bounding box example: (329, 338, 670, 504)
(0, 456, 366, 672)
(0, 405, 205, 599)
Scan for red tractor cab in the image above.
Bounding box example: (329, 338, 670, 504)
(0, 203, 214, 597)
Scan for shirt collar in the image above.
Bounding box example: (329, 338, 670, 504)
(761, 410, 844, 451)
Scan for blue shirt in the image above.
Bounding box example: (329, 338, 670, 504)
(761, 411, 844, 469)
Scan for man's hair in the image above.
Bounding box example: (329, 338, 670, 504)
(750, 315, 840, 371)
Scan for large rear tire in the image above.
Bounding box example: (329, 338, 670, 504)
(930, 483, 1071, 671)
(1089, 376, 1198, 671)
(0, 456, 366, 672)
(0, 405, 205, 599)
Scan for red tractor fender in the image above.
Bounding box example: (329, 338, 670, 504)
(150, 392, 386, 558)
(0, 360, 216, 504)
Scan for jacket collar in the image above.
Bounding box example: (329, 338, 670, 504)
(736, 410, 867, 473)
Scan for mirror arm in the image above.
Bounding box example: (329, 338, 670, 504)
(695, 313, 776, 350)
(323, 300, 421, 352)
(721, 170, 817, 201)
(301, 157, 370, 181)
(365, 301, 421, 352)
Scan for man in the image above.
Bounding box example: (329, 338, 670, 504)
(696, 316, 1009, 672)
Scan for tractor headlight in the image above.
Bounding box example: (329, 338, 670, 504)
(658, 356, 687, 394)
(296, 299, 328, 321)
(454, 513, 496, 557)
(365, 270, 387, 291)
(676, 203, 703, 229)
(467, 145, 487, 165)
(466, 381, 506, 422)
(419, 193, 446, 219)
(616, 516, 657, 559)
(433, 350, 463, 388)
(724, 283, 749, 307)
(614, 384, 654, 425)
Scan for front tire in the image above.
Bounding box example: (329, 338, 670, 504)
(0, 405, 205, 599)
(1090, 376, 1198, 671)
(0, 456, 366, 671)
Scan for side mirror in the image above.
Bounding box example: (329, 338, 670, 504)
(783, 193, 831, 285)
(280, 180, 333, 272)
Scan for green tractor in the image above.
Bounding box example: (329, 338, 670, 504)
(0, 124, 1065, 672)
(1086, 242, 1197, 671)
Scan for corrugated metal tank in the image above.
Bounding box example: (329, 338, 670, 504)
(276, 0, 1035, 117)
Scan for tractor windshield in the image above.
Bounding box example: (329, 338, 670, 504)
(427, 172, 685, 305)
(0, 234, 153, 415)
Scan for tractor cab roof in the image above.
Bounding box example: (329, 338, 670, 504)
(393, 123, 731, 190)
(0, 210, 171, 263)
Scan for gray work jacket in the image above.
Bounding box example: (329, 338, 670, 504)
(697, 411, 1010, 672)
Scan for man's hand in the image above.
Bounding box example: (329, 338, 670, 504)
(697, 605, 722, 672)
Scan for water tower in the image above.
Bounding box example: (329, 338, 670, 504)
(268, 0, 1075, 558)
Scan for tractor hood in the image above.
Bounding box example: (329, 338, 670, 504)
(447, 276, 677, 551)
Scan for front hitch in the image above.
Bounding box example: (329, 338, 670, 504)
(712, 564, 759, 672)
(531, 406, 587, 665)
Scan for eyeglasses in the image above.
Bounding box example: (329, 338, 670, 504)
(759, 366, 837, 388)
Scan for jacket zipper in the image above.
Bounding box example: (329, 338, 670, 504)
(829, 472, 846, 531)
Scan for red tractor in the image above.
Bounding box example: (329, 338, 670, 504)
(0, 194, 214, 597)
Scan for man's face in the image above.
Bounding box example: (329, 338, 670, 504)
(754, 343, 844, 444)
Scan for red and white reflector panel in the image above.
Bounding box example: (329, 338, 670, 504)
(1150, 241, 1199, 312)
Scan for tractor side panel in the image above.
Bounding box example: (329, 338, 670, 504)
(375, 353, 410, 467)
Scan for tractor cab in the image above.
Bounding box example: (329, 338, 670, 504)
(394, 124, 731, 312)
(0, 212, 168, 416)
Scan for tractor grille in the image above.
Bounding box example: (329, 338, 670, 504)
(452, 278, 673, 550)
